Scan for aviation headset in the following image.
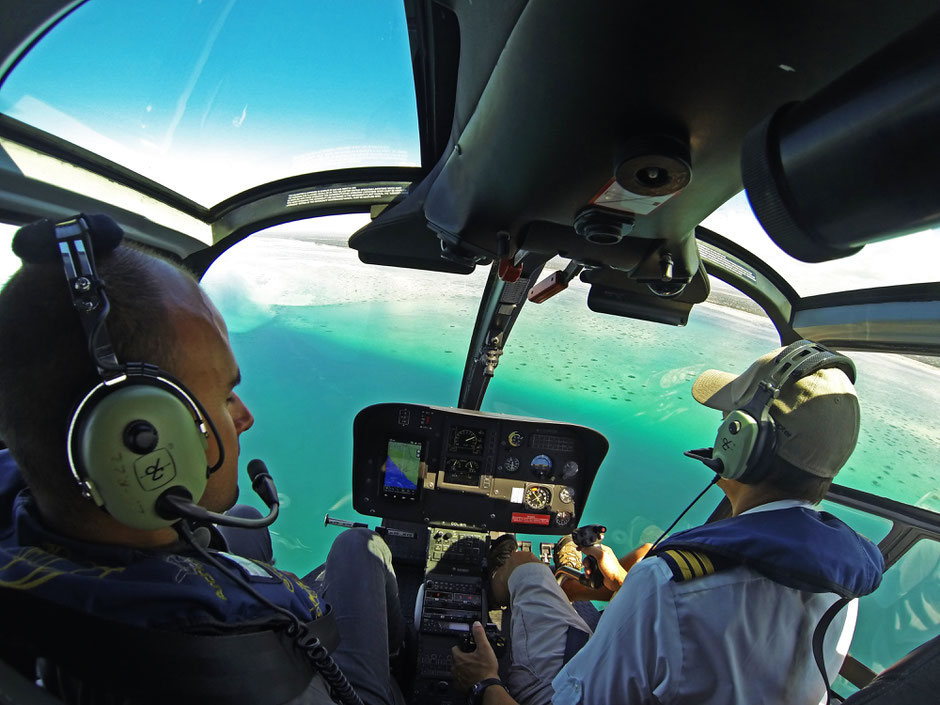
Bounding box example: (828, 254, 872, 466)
(692, 339, 857, 484)
(13, 214, 224, 530)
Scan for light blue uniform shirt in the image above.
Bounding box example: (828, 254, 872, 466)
(551, 501, 856, 705)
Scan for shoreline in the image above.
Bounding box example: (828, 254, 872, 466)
(252, 234, 940, 370)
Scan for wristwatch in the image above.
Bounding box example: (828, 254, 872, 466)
(469, 677, 508, 705)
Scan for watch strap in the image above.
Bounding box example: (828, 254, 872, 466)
(469, 677, 507, 705)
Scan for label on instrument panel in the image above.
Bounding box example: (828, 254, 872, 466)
(510, 487, 525, 504)
(511, 512, 551, 526)
(383, 527, 417, 539)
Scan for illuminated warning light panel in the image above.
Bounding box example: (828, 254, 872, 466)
(352, 403, 608, 535)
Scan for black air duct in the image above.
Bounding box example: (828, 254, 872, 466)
(742, 13, 940, 263)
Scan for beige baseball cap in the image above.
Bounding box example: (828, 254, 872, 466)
(691, 346, 860, 478)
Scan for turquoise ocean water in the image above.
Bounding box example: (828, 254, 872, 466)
(204, 237, 940, 678)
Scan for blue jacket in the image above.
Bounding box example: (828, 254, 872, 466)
(0, 450, 322, 631)
(651, 504, 884, 598)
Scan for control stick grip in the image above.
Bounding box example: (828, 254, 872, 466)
(571, 524, 607, 589)
(581, 555, 604, 589)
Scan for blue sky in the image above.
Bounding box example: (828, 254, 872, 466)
(0, 0, 421, 205)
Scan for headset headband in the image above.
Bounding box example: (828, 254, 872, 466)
(741, 341, 856, 420)
(55, 215, 122, 376)
(769, 341, 856, 388)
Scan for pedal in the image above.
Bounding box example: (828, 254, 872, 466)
(539, 542, 554, 564)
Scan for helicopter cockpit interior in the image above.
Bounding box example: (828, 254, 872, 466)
(1, 1, 939, 704)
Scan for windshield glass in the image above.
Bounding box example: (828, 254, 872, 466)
(0, 0, 420, 206)
(0, 224, 21, 283)
(484, 271, 940, 527)
(201, 215, 489, 571)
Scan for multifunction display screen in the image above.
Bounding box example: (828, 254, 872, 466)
(383, 439, 423, 500)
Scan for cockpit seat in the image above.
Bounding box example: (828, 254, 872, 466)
(840, 633, 940, 704)
(0, 586, 321, 705)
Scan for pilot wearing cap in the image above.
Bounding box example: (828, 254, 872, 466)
(454, 342, 884, 705)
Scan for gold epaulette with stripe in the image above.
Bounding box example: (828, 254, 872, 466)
(659, 549, 722, 582)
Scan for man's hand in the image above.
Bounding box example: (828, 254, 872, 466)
(581, 542, 652, 593)
(452, 621, 500, 692)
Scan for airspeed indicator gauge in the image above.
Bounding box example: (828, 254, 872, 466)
(449, 426, 485, 455)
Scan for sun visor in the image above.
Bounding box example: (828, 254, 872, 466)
(582, 265, 710, 327)
(350, 210, 478, 275)
(347, 163, 481, 275)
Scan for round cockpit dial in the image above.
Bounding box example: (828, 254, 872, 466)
(530, 454, 553, 479)
(451, 427, 485, 455)
(558, 486, 575, 504)
(503, 456, 520, 473)
(562, 461, 579, 479)
(524, 485, 552, 510)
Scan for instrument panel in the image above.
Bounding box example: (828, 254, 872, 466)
(352, 403, 608, 534)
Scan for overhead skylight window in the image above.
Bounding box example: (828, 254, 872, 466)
(703, 192, 940, 297)
(0, 0, 421, 207)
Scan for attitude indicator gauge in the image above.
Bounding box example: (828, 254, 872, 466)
(530, 454, 553, 479)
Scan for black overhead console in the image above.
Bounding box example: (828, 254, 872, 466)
(352, 403, 608, 535)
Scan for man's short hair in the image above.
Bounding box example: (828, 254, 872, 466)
(0, 244, 190, 511)
(763, 456, 834, 505)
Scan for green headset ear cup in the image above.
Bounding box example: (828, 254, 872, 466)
(711, 409, 762, 481)
(77, 384, 209, 530)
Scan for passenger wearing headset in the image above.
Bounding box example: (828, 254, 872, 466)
(0, 216, 404, 705)
(453, 342, 885, 705)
